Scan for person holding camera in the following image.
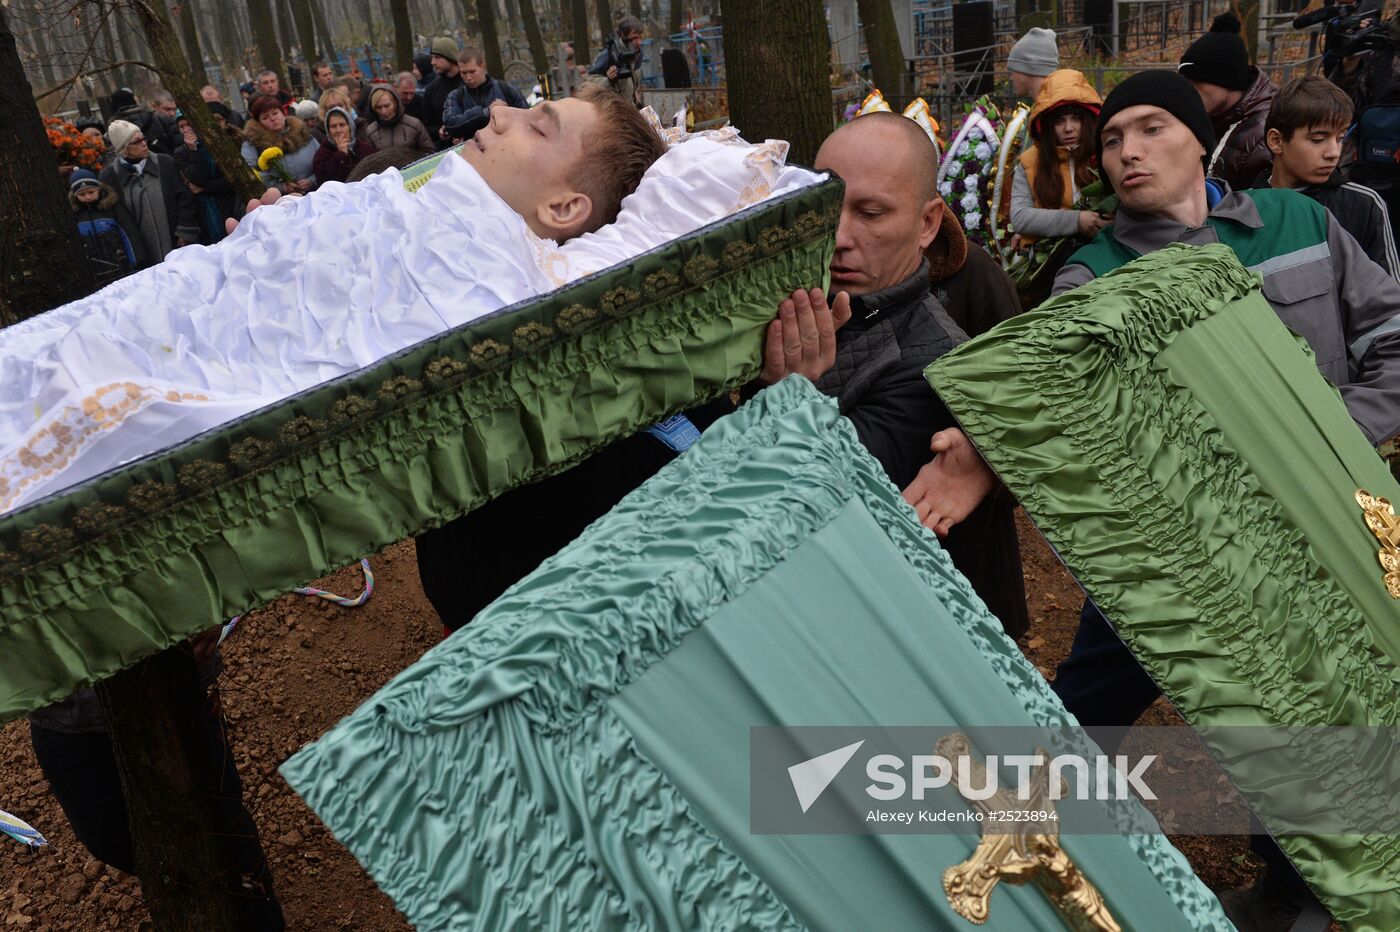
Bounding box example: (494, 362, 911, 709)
(589, 15, 646, 105)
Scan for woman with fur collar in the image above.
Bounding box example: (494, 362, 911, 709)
(241, 93, 320, 194)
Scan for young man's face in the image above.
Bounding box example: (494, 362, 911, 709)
(258, 73, 281, 96)
(316, 66, 334, 88)
(460, 59, 486, 88)
(1269, 122, 1346, 187)
(1188, 79, 1240, 118)
(1010, 70, 1039, 98)
(431, 53, 457, 76)
(622, 29, 642, 51)
(461, 98, 597, 237)
(76, 186, 101, 204)
(814, 121, 942, 295)
(1100, 105, 1206, 214)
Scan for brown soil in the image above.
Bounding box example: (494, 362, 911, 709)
(1, 518, 1268, 929)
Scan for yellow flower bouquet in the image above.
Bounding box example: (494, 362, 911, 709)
(257, 146, 294, 184)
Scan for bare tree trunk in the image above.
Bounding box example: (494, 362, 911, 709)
(246, 0, 284, 75)
(629, 0, 641, 17)
(96, 645, 266, 932)
(275, 0, 296, 61)
(311, 0, 337, 65)
(571, 0, 589, 60)
(134, 0, 264, 201)
(476, 0, 504, 74)
(723, 0, 830, 165)
(176, 0, 211, 86)
(214, 0, 243, 74)
(390, 0, 414, 70)
(290, 0, 321, 71)
(359, 0, 378, 47)
(23, 0, 61, 91)
(0, 4, 95, 326)
(519, 0, 549, 73)
(594, 0, 613, 38)
(856, 0, 905, 104)
(668, 0, 682, 37)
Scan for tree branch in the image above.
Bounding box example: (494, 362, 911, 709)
(32, 58, 160, 101)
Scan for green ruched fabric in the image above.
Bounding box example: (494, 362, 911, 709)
(0, 180, 840, 723)
(282, 376, 1230, 931)
(927, 243, 1400, 929)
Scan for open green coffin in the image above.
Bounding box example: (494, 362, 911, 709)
(927, 243, 1400, 927)
(0, 175, 841, 723)
(281, 377, 1230, 931)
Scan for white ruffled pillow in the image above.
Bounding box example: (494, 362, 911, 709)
(532, 125, 825, 285)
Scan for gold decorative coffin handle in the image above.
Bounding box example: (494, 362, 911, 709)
(1356, 489, 1400, 598)
(939, 733, 1121, 931)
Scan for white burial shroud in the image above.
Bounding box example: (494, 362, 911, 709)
(0, 129, 822, 515)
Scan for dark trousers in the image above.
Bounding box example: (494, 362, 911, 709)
(30, 689, 284, 929)
(1054, 600, 1311, 902)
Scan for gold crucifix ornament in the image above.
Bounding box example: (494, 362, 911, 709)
(938, 733, 1121, 931)
(1356, 489, 1400, 598)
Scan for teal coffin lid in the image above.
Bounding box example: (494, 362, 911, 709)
(283, 376, 1230, 931)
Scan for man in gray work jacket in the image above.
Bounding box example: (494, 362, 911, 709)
(1048, 69, 1400, 929)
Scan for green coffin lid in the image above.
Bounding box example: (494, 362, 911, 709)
(0, 175, 842, 723)
(928, 243, 1400, 928)
(282, 376, 1230, 931)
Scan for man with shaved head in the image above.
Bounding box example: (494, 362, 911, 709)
(756, 112, 1028, 635)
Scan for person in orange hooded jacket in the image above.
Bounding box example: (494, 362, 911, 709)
(1009, 69, 1109, 245)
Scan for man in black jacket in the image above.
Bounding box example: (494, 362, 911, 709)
(423, 35, 466, 148)
(109, 87, 180, 156)
(441, 47, 528, 140)
(756, 112, 1028, 636)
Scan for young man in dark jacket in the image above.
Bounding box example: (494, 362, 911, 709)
(1178, 12, 1277, 191)
(1034, 69, 1400, 927)
(422, 35, 466, 148)
(442, 47, 528, 141)
(1257, 75, 1400, 278)
(108, 86, 181, 156)
(68, 168, 147, 285)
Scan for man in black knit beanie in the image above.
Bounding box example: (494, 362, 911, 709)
(1178, 11, 1279, 188)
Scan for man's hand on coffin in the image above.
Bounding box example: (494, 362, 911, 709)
(224, 187, 291, 235)
(758, 288, 853, 385)
(901, 428, 996, 538)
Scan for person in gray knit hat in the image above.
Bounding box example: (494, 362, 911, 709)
(1007, 27, 1059, 99)
(423, 35, 465, 148)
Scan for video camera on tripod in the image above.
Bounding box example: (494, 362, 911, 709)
(1292, 1, 1389, 66)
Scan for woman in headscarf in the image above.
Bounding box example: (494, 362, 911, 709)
(360, 85, 436, 155)
(312, 107, 377, 185)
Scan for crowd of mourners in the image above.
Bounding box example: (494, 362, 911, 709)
(32, 8, 1400, 931)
